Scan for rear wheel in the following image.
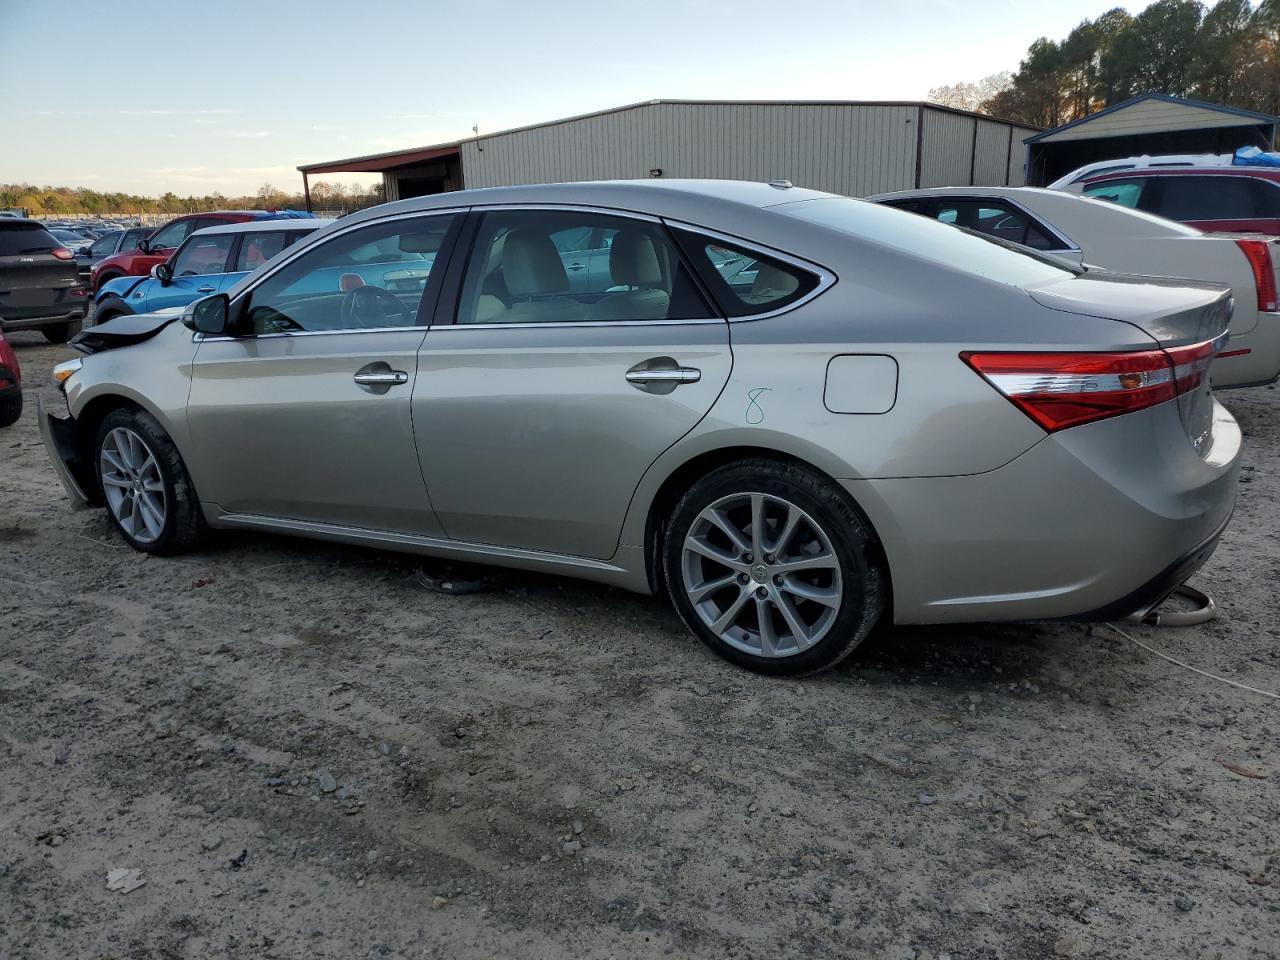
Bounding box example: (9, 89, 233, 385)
(664, 459, 887, 675)
(0, 390, 21, 428)
(95, 407, 205, 555)
(42, 320, 82, 344)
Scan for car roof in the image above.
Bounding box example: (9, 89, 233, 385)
(191, 217, 335, 237)
(1083, 166, 1280, 183)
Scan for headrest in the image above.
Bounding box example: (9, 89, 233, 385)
(750, 263, 799, 300)
(503, 229, 568, 297)
(609, 230, 663, 287)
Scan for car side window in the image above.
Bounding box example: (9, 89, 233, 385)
(171, 233, 235, 277)
(1082, 179, 1145, 209)
(931, 200, 1063, 251)
(676, 230, 819, 318)
(456, 210, 709, 324)
(89, 233, 120, 256)
(148, 219, 192, 250)
(235, 231, 288, 272)
(1154, 176, 1262, 221)
(241, 214, 455, 335)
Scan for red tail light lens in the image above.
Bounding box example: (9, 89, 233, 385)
(962, 339, 1221, 432)
(1234, 239, 1277, 312)
(51, 246, 73, 261)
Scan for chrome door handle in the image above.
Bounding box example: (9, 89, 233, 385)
(197, 286, 216, 293)
(626, 367, 701, 385)
(353, 370, 409, 386)
(567, 261, 585, 271)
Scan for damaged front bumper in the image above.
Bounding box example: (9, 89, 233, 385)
(37, 394, 91, 510)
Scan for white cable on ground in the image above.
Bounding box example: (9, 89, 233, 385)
(1105, 622, 1280, 701)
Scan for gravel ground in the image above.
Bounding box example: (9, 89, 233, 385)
(1, 330, 1278, 960)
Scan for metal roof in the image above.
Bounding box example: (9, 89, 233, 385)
(1025, 93, 1280, 144)
(299, 99, 1041, 175)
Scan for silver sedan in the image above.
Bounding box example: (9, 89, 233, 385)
(42, 180, 1241, 674)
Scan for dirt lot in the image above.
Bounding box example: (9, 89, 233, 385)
(1, 330, 1278, 960)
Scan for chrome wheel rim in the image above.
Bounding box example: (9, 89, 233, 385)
(681, 492, 842, 658)
(99, 427, 167, 544)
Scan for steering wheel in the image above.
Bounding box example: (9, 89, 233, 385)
(339, 285, 408, 329)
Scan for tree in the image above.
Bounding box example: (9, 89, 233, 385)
(1100, 0, 1203, 101)
(928, 72, 1012, 112)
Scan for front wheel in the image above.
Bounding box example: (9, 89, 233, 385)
(664, 459, 887, 675)
(0, 390, 21, 428)
(95, 407, 205, 555)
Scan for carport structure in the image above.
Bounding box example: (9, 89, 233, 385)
(1025, 93, 1280, 186)
(296, 143, 462, 210)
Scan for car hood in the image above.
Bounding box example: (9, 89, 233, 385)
(72, 307, 186, 355)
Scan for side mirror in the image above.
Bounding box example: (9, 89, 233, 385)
(152, 262, 173, 285)
(186, 293, 230, 335)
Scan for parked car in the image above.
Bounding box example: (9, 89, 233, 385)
(48, 227, 91, 249)
(871, 185, 1280, 388)
(0, 331, 20, 427)
(40, 180, 1239, 675)
(0, 219, 88, 342)
(88, 210, 315, 292)
(94, 219, 333, 323)
(75, 228, 154, 282)
(1049, 154, 1233, 192)
(1077, 166, 1280, 235)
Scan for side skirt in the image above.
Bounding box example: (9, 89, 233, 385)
(203, 505, 655, 594)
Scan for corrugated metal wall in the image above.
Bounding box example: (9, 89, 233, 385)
(454, 101, 1035, 196)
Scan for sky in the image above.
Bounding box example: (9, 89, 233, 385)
(0, 0, 1161, 198)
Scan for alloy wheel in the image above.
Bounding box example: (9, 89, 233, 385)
(99, 427, 167, 544)
(680, 492, 842, 658)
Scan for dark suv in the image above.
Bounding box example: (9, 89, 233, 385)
(0, 220, 88, 343)
(1080, 167, 1280, 234)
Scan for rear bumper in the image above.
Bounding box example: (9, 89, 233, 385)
(37, 395, 91, 509)
(845, 398, 1241, 624)
(1, 305, 88, 332)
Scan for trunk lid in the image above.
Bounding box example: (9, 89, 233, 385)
(1028, 272, 1231, 458)
(0, 252, 81, 307)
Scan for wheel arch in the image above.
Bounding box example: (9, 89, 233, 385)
(639, 444, 892, 603)
(70, 389, 188, 505)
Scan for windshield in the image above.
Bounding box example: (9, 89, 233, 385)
(776, 197, 1072, 288)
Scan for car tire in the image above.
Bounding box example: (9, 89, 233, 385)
(663, 458, 887, 676)
(95, 407, 206, 555)
(41, 320, 82, 344)
(0, 391, 21, 428)
(94, 296, 132, 325)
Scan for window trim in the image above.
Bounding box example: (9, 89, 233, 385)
(665, 219, 836, 323)
(195, 208, 467, 342)
(438, 204, 723, 330)
(170, 231, 237, 278)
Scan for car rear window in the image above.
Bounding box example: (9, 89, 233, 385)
(778, 197, 1071, 287)
(0, 222, 60, 255)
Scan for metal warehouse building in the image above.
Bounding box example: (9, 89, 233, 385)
(299, 99, 1040, 206)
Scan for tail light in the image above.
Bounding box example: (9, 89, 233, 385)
(962, 339, 1221, 432)
(51, 247, 73, 261)
(1234, 239, 1277, 312)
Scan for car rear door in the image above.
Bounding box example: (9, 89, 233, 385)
(410, 207, 731, 560)
(185, 211, 462, 535)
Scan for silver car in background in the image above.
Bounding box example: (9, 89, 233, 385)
(41, 180, 1240, 675)
(870, 185, 1280, 388)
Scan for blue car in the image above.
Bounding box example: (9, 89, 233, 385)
(94, 219, 334, 323)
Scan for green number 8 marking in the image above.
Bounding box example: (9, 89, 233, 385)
(746, 387, 771, 424)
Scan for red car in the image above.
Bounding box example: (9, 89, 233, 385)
(1080, 166, 1280, 234)
(0, 331, 21, 427)
(88, 210, 316, 292)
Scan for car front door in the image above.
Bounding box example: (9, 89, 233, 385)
(143, 231, 237, 311)
(411, 207, 732, 560)
(185, 211, 462, 535)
